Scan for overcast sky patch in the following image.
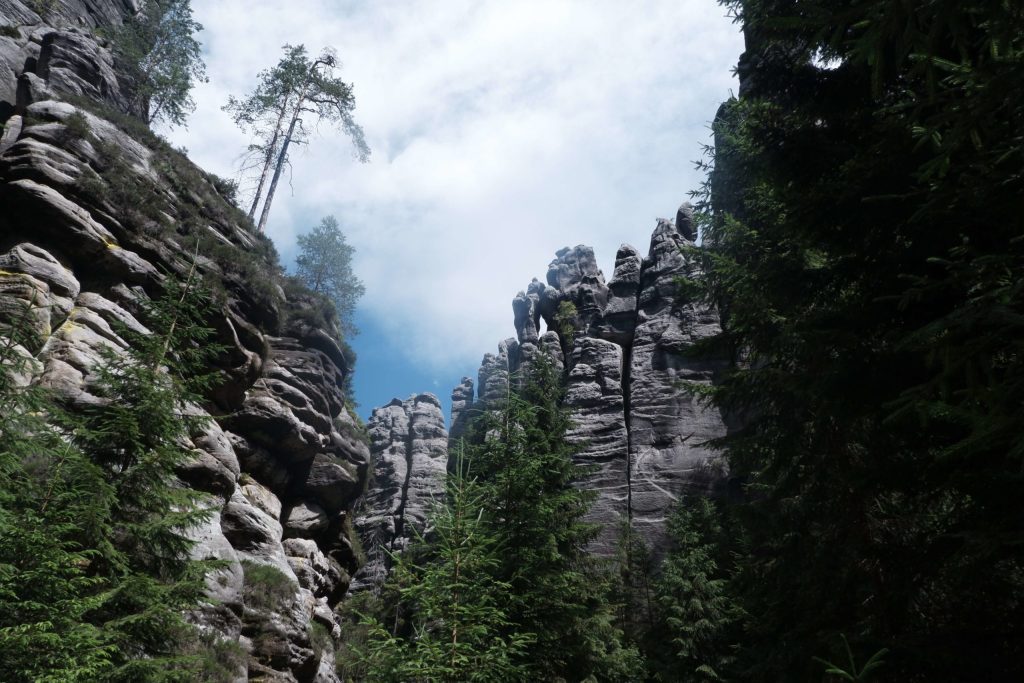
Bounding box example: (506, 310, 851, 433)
(170, 0, 743, 406)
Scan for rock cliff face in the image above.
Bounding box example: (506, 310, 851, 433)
(350, 394, 448, 591)
(358, 209, 728, 583)
(0, 3, 369, 680)
(468, 206, 728, 558)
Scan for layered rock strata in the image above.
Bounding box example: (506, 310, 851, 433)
(351, 394, 448, 591)
(0, 4, 369, 679)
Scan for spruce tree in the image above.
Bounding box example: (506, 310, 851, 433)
(650, 498, 738, 682)
(72, 268, 229, 681)
(0, 298, 116, 681)
(0, 267, 240, 681)
(356, 444, 531, 682)
(467, 359, 644, 682)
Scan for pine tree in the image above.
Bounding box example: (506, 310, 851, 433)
(466, 359, 645, 681)
(356, 444, 531, 682)
(223, 44, 369, 231)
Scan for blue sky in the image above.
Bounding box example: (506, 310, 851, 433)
(169, 0, 744, 423)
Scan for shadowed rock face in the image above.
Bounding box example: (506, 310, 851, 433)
(0, 6, 369, 679)
(350, 394, 448, 592)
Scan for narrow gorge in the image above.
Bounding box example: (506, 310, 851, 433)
(2, 0, 726, 678)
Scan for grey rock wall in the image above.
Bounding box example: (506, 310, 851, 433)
(455, 206, 728, 561)
(0, 6, 369, 678)
(350, 394, 448, 592)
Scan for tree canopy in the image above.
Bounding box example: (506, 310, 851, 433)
(295, 215, 365, 337)
(112, 0, 207, 128)
(224, 44, 370, 232)
(683, 0, 1024, 679)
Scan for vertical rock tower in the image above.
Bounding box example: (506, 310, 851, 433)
(452, 206, 728, 558)
(350, 394, 448, 590)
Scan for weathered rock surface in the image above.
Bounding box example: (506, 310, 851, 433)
(449, 375, 475, 442)
(351, 394, 448, 591)
(0, 5, 370, 679)
(448, 206, 728, 561)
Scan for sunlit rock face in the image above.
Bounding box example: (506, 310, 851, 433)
(0, 4, 369, 679)
(449, 206, 730, 561)
(350, 394, 448, 592)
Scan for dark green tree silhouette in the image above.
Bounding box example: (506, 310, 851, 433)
(466, 360, 645, 681)
(356, 444, 531, 682)
(689, 0, 1024, 679)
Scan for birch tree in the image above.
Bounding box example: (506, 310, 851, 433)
(224, 45, 370, 231)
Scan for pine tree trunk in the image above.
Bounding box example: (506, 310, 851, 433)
(247, 96, 291, 220)
(256, 107, 300, 233)
(257, 59, 324, 232)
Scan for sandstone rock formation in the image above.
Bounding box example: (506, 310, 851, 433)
(453, 207, 728, 560)
(358, 213, 726, 589)
(0, 4, 369, 679)
(351, 394, 448, 591)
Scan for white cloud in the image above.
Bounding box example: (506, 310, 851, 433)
(170, 0, 743, 371)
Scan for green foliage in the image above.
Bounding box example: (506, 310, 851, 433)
(335, 591, 380, 683)
(224, 44, 369, 231)
(355, 444, 532, 682)
(613, 519, 656, 653)
(554, 300, 578, 349)
(110, 0, 207, 127)
(687, 0, 1024, 680)
(295, 215, 365, 336)
(26, 0, 55, 18)
(309, 621, 333, 659)
(341, 513, 368, 568)
(208, 173, 239, 204)
(0, 24, 21, 39)
(649, 498, 739, 682)
(465, 359, 644, 681)
(0, 298, 117, 681)
(79, 138, 171, 236)
(813, 635, 888, 682)
(0, 272, 236, 681)
(352, 362, 643, 681)
(71, 271, 227, 681)
(241, 560, 296, 613)
(62, 111, 91, 141)
(55, 96, 292, 319)
(182, 632, 247, 683)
